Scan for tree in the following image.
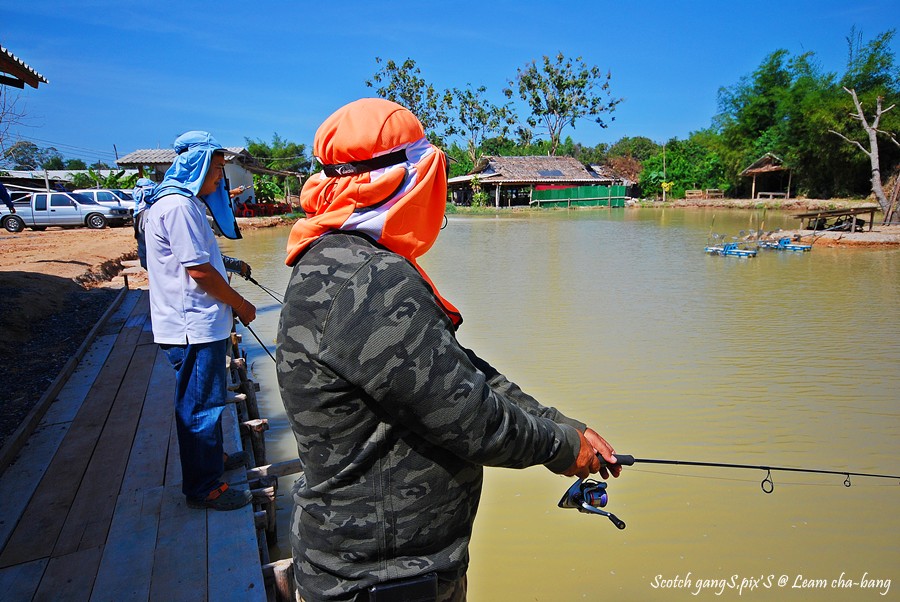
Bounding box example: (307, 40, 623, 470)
(42, 155, 65, 170)
(244, 133, 309, 200)
(0, 87, 26, 155)
(713, 29, 900, 198)
(365, 57, 453, 143)
(829, 29, 900, 221)
(608, 136, 660, 161)
(569, 141, 609, 165)
(448, 84, 517, 165)
(2, 140, 49, 169)
(70, 168, 138, 190)
(444, 142, 473, 178)
(252, 175, 284, 203)
(842, 27, 899, 94)
(715, 50, 794, 192)
(505, 53, 622, 155)
(830, 87, 899, 221)
(65, 158, 87, 170)
(639, 136, 728, 198)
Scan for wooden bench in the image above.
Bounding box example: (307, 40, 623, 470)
(794, 207, 878, 232)
(685, 190, 704, 200)
(705, 189, 724, 199)
(757, 191, 787, 199)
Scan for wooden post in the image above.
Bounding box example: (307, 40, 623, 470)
(786, 170, 792, 199)
(251, 478, 278, 537)
(241, 418, 269, 466)
(751, 174, 757, 200)
(263, 559, 296, 602)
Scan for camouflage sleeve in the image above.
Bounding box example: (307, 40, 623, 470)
(317, 252, 581, 474)
(461, 348, 587, 433)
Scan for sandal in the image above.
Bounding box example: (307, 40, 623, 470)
(186, 483, 252, 511)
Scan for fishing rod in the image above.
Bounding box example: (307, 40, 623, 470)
(227, 271, 283, 363)
(559, 453, 900, 530)
(243, 274, 284, 305)
(244, 323, 277, 363)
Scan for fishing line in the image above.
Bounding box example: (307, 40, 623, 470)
(243, 323, 277, 363)
(243, 275, 284, 304)
(231, 273, 282, 362)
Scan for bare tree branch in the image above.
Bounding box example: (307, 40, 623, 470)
(828, 129, 869, 155)
(0, 87, 28, 157)
(874, 128, 900, 148)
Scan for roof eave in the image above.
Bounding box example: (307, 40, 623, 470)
(0, 46, 49, 89)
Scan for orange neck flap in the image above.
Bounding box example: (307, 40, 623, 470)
(285, 99, 461, 328)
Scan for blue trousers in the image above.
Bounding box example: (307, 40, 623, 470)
(161, 339, 228, 499)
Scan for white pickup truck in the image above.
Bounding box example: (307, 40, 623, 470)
(1, 191, 131, 232)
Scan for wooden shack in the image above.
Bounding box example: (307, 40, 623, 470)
(448, 155, 626, 207)
(740, 152, 792, 199)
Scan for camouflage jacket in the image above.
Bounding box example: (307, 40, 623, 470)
(277, 232, 585, 602)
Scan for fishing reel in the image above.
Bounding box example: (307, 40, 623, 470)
(558, 479, 626, 529)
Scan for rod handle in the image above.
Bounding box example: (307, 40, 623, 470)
(598, 453, 635, 466)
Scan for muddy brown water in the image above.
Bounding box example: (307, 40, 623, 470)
(222, 209, 899, 601)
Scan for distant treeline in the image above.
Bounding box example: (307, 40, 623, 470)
(367, 29, 900, 200)
(5, 29, 897, 201)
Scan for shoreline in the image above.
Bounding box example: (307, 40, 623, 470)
(0, 203, 896, 449)
(239, 199, 900, 247)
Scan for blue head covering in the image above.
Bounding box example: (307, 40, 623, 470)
(132, 177, 156, 217)
(146, 131, 242, 239)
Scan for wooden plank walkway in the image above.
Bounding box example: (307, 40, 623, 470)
(0, 289, 265, 601)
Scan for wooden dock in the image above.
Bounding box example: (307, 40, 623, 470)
(0, 289, 271, 601)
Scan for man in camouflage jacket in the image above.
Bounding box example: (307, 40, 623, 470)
(277, 99, 620, 602)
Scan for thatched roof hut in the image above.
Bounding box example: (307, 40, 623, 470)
(462, 155, 601, 184)
(740, 152, 792, 199)
(448, 155, 627, 206)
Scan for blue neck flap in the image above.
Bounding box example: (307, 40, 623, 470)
(146, 131, 242, 239)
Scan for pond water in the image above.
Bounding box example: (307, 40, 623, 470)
(222, 208, 899, 601)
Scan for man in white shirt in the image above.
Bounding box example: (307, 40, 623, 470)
(144, 131, 256, 510)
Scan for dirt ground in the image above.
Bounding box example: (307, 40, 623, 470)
(0, 210, 897, 451)
(0, 218, 284, 451)
(0, 227, 134, 450)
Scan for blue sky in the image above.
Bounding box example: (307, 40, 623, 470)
(2, 1, 898, 166)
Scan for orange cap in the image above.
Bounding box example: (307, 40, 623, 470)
(286, 98, 460, 327)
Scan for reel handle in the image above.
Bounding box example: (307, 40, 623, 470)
(608, 513, 626, 530)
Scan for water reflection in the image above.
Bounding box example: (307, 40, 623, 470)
(223, 209, 900, 601)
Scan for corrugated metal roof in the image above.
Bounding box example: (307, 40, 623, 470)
(117, 147, 249, 166)
(117, 147, 302, 179)
(0, 46, 48, 89)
